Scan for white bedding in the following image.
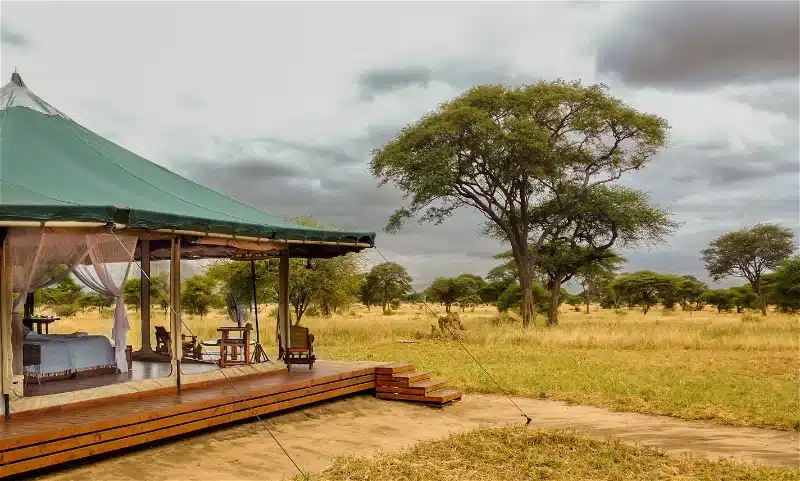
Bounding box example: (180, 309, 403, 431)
(24, 331, 116, 377)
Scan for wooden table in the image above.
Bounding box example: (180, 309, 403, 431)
(217, 326, 252, 368)
(23, 316, 60, 335)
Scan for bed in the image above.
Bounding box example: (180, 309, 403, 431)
(23, 327, 117, 381)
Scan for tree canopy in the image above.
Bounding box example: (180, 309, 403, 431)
(371, 80, 669, 327)
(702, 223, 796, 315)
(365, 262, 413, 314)
(772, 257, 800, 313)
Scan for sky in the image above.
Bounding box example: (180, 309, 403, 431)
(1, 1, 798, 290)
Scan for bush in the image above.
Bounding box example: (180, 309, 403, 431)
(390, 299, 401, 310)
(661, 308, 675, 316)
(54, 303, 79, 318)
(614, 309, 628, 317)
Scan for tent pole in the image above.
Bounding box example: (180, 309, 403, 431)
(278, 249, 290, 363)
(0, 233, 12, 420)
(169, 237, 182, 390)
(138, 240, 153, 353)
(250, 260, 269, 363)
(250, 259, 260, 344)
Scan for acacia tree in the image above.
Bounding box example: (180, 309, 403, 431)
(677, 275, 707, 312)
(371, 80, 669, 327)
(182, 275, 220, 320)
(427, 277, 459, 312)
(772, 257, 800, 313)
(702, 224, 796, 315)
(576, 259, 621, 314)
(366, 262, 412, 314)
(490, 185, 675, 324)
(611, 271, 675, 315)
(728, 285, 758, 313)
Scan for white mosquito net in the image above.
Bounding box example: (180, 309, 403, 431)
(8, 228, 138, 372)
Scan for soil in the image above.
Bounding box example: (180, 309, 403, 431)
(33, 394, 800, 481)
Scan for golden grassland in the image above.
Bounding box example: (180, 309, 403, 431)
(51, 302, 800, 430)
(298, 426, 800, 481)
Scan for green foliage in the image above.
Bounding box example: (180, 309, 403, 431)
(772, 257, 800, 313)
(181, 275, 220, 319)
(39, 276, 83, 307)
(426, 274, 487, 312)
(365, 262, 413, 314)
(702, 223, 796, 314)
(312, 253, 364, 316)
(701, 289, 734, 313)
(370, 80, 670, 327)
(728, 285, 759, 313)
(566, 293, 584, 311)
(54, 303, 79, 318)
(206, 259, 277, 308)
(150, 273, 170, 314)
(677, 275, 707, 311)
(122, 278, 142, 311)
(403, 291, 425, 304)
(79, 292, 114, 313)
(495, 282, 557, 317)
(610, 271, 677, 315)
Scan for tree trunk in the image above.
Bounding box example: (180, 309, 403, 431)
(547, 284, 561, 326)
(584, 285, 590, 314)
(511, 243, 535, 328)
(754, 280, 767, 316)
(445, 302, 451, 313)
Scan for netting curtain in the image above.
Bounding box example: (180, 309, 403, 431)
(8, 229, 89, 314)
(73, 234, 138, 372)
(7, 228, 138, 373)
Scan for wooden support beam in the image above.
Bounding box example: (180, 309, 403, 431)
(278, 249, 290, 356)
(139, 240, 152, 353)
(169, 238, 182, 385)
(0, 236, 11, 419)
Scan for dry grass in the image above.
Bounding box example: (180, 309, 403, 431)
(50, 302, 800, 430)
(300, 426, 800, 481)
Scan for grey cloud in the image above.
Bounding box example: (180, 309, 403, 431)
(733, 87, 800, 119)
(596, 2, 800, 89)
(1, 24, 28, 47)
(357, 58, 527, 101)
(358, 66, 432, 100)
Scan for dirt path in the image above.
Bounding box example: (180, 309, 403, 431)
(34, 394, 799, 481)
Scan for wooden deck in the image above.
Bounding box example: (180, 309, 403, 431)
(0, 360, 382, 478)
(23, 360, 218, 397)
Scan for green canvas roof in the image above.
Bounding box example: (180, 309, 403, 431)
(0, 73, 375, 248)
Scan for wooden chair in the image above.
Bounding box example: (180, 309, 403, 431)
(182, 334, 201, 360)
(154, 326, 170, 355)
(280, 325, 315, 371)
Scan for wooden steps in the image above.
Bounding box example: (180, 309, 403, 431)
(374, 363, 462, 406)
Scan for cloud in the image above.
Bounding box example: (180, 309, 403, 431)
(731, 83, 800, 120)
(1, 1, 796, 288)
(356, 58, 529, 101)
(596, 2, 800, 89)
(1, 24, 28, 47)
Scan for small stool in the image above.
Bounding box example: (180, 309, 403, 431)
(23, 343, 42, 388)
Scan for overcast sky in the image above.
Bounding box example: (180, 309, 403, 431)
(2, 1, 798, 290)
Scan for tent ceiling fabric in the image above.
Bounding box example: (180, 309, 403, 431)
(0, 74, 375, 256)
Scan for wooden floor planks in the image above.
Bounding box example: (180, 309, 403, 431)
(0, 359, 463, 479)
(0, 360, 381, 478)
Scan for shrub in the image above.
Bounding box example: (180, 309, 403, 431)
(614, 309, 627, 317)
(661, 308, 675, 316)
(55, 303, 79, 318)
